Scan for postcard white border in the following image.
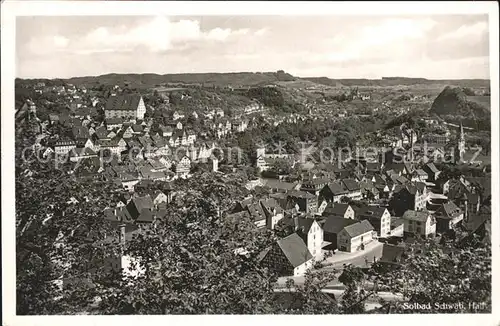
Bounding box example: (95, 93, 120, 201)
(2, 1, 499, 326)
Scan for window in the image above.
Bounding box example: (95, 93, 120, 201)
(417, 227, 421, 233)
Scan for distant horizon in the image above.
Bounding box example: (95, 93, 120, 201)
(14, 71, 492, 81)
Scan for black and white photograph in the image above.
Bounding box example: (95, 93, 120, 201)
(2, 1, 499, 322)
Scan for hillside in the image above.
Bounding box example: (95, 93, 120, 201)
(62, 71, 295, 88)
(303, 77, 490, 88)
(429, 86, 490, 118)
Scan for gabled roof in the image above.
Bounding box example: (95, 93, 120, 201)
(69, 147, 96, 157)
(287, 190, 316, 199)
(414, 169, 428, 177)
(296, 217, 315, 234)
(260, 198, 283, 215)
(94, 126, 109, 139)
(359, 206, 388, 220)
(132, 124, 144, 132)
(342, 179, 360, 192)
(276, 233, 313, 268)
(425, 162, 440, 174)
(129, 195, 154, 214)
(106, 117, 124, 125)
(343, 220, 374, 238)
(323, 203, 352, 217)
(435, 201, 462, 219)
(105, 94, 142, 111)
(326, 182, 348, 195)
(261, 179, 298, 191)
(72, 126, 90, 139)
(323, 216, 358, 234)
(402, 210, 432, 222)
(246, 202, 266, 222)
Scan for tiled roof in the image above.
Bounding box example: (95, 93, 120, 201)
(435, 201, 462, 219)
(326, 182, 347, 195)
(342, 179, 360, 191)
(402, 210, 431, 222)
(105, 94, 142, 111)
(277, 233, 313, 268)
(323, 203, 351, 216)
(106, 118, 124, 125)
(343, 219, 374, 238)
(323, 216, 358, 234)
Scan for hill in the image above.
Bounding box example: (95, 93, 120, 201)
(16, 71, 296, 89)
(303, 77, 490, 88)
(429, 86, 490, 118)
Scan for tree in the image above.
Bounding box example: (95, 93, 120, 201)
(269, 159, 293, 175)
(375, 237, 491, 313)
(94, 185, 279, 314)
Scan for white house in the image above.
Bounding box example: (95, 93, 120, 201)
(337, 220, 375, 253)
(402, 210, 437, 237)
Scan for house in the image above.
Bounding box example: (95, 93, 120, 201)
(261, 179, 300, 193)
(322, 216, 358, 244)
(295, 218, 324, 260)
(320, 182, 348, 203)
(401, 210, 436, 237)
(359, 181, 380, 200)
(131, 124, 144, 135)
(341, 179, 362, 200)
(389, 183, 428, 217)
(69, 147, 98, 163)
(258, 233, 313, 277)
(93, 126, 110, 141)
(240, 202, 265, 228)
(105, 118, 124, 131)
(160, 125, 174, 137)
(146, 190, 169, 207)
(164, 121, 183, 130)
(175, 156, 191, 176)
(232, 120, 249, 133)
(423, 162, 441, 181)
(48, 114, 60, 125)
(186, 130, 196, 145)
(122, 125, 134, 139)
(389, 218, 405, 237)
(322, 202, 355, 220)
(287, 191, 317, 213)
(357, 206, 391, 238)
(378, 244, 405, 269)
(54, 140, 77, 156)
(72, 125, 91, 142)
(434, 201, 464, 232)
(172, 111, 185, 121)
(301, 178, 330, 197)
(125, 195, 154, 223)
(105, 94, 146, 120)
(412, 169, 429, 182)
(260, 198, 284, 229)
(117, 173, 140, 192)
(97, 139, 121, 157)
(337, 220, 375, 253)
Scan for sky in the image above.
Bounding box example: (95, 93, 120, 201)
(16, 15, 490, 79)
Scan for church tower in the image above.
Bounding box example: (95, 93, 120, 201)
(457, 122, 466, 161)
